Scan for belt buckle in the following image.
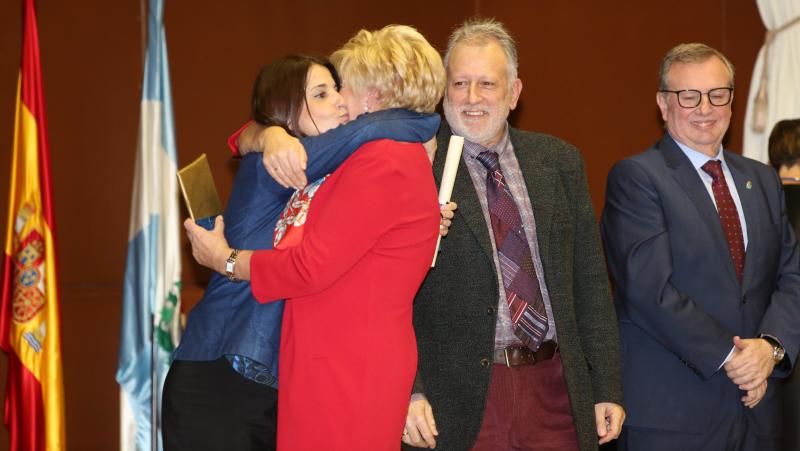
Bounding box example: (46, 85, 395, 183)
(503, 347, 512, 367)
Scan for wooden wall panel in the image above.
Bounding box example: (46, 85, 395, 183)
(0, 1, 764, 449)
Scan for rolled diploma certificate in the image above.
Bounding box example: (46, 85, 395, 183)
(431, 135, 464, 267)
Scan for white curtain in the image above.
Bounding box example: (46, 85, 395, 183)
(742, 0, 800, 163)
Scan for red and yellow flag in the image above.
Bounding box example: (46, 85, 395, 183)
(0, 0, 66, 449)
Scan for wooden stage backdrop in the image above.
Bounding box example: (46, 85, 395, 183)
(0, 1, 764, 449)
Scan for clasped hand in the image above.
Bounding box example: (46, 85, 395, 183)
(723, 336, 775, 408)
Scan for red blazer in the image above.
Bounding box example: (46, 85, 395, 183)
(250, 139, 439, 450)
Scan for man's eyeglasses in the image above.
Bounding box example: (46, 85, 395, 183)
(659, 87, 733, 108)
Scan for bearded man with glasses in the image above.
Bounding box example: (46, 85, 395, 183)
(601, 43, 800, 451)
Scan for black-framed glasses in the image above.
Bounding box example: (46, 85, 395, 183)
(659, 87, 733, 108)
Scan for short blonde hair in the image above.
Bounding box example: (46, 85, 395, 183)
(331, 25, 445, 113)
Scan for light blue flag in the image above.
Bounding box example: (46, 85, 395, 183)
(116, 0, 182, 449)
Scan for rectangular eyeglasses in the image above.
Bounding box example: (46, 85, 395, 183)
(658, 87, 733, 108)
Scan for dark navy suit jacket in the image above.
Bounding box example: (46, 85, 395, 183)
(601, 133, 800, 437)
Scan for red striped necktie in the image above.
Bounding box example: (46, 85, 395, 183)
(477, 150, 548, 350)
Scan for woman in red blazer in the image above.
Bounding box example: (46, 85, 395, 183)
(185, 25, 446, 450)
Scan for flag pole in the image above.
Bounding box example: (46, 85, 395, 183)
(147, 0, 158, 442)
(152, 311, 157, 451)
(142, 1, 159, 448)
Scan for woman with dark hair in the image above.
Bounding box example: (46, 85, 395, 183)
(185, 25, 446, 450)
(768, 118, 800, 451)
(250, 56, 342, 136)
(769, 119, 800, 182)
(162, 53, 439, 451)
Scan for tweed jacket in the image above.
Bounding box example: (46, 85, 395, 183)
(410, 122, 623, 451)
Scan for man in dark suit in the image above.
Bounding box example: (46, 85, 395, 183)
(403, 18, 624, 451)
(601, 43, 800, 451)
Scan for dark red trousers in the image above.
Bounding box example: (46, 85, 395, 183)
(472, 354, 580, 451)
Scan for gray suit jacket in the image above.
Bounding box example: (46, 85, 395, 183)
(601, 134, 800, 439)
(410, 122, 622, 451)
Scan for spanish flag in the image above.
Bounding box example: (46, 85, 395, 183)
(0, 0, 66, 450)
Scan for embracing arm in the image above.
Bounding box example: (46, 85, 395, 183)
(185, 146, 420, 297)
(227, 120, 263, 155)
(601, 159, 734, 379)
(227, 109, 440, 188)
(298, 109, 439, 182)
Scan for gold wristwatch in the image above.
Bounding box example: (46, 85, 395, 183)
(763, 336, 785, 365)
(225, 248, 241, 282)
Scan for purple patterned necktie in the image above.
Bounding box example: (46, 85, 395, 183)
(701, 160, 745, 282)
(477, 150, 549, 350)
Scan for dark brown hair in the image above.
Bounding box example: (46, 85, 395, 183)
(250, 54, 340, 137)
(768, 119, 800, 172)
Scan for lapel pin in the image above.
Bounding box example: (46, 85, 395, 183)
(745, 181, 752, 189)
